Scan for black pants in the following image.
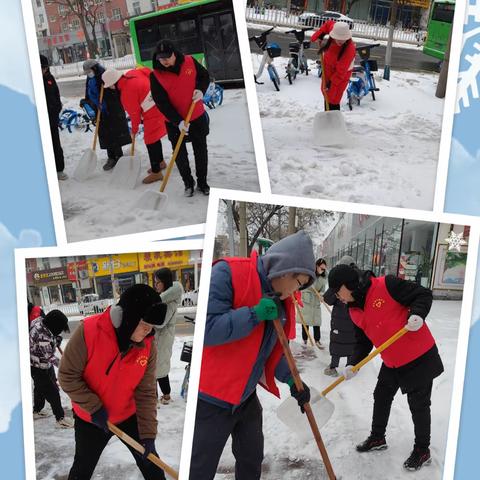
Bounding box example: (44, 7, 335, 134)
(301, 325, 320, 342)
(324, 102, 340, 111)
(330, 355, 352, 369)
(146, 141, 164, 173)
(371, 368, 433, 449)
(31, 366, 64, 421)
(166, 113, 209, 188)
(157, 376, 171, 396)
(190, 393, 264, 480)
(68, 414, 166, 480)
(106, 145, 123, 160)
(49, 117, 65, 172)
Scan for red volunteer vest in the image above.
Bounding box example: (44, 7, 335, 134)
(72, 308, 153, 424)
(199, 251, 297, 405)
(152, 55, 205, 122)
(349, 277, 435, 368)
(29, 306, 42, 323)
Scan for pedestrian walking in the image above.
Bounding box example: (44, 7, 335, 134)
(150, 39, 211, 197)
(312, 21, 356, 110)
(153, 268, 184, 404)
(102, 67, 168, 184)
(190, 231, 316, 480)
(327, 264, 444, 471)
(58, 284, 168, 480)
(81, 60, 131, 171)
(30, 309, 73, 428)
(40, 55, 67, 180)
(299, 258, 327, 348)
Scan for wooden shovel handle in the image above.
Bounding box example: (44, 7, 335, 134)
(130, 134, 136, 156)
(310, 287, 332, 314)
(272, 319, 337, 480)
(320, 53, 330, 112)
(92, 84, 104, 151)
(107, 421, 178, 479)
(291, 295, 315, 347)
(159, 101, 196, 193)
(322, 327, 409, 396)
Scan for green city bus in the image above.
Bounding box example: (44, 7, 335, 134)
(423, 0, 455, 60)
(129, 0, 243, 83)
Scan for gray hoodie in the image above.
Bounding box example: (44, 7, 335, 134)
(261, 230, 316, 288)
(337, 255, 356, 266)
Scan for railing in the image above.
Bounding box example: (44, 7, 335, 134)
(43, 298, 115, 317)
(245, 6, 425, 46)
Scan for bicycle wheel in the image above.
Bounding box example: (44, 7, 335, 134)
(370, 74, 376, 101)
(348, 96, 353, 111)
(287, 71, 293, 85)
(272, 75, 280, 91)
(269, 65, 280, 91)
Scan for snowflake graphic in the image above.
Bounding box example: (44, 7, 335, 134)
(445, 231, 467, 251)
(456, 1, 480, 112)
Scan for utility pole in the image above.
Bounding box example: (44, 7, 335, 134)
(239, 202, 248, 257)
(383, 0, 399, 80)
(226, 200, 236, 256)
(109, 255, 118, 300)
(103, 1, 116, 58)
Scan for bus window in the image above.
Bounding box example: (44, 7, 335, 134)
(431, 3, 455, 23)
(158, 22, 178, 44)
(137, 24, 159, 62)
(177, 19, 202, 54)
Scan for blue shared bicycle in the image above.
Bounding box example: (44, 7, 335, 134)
(249, 27, 282, 91)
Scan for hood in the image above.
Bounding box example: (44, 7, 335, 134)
(261, 230, 316, 289)
(337, 255, 356, 267)
(350, 270, 375, 309)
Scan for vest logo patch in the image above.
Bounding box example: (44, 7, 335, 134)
(136, 355, 148, 367)
(185, 68, 194, 76)
(372, 298, 386, 309)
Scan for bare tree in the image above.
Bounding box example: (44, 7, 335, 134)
(48, 0, 102, 58)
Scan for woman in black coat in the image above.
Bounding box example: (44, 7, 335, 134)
(82, 60, 131, 171)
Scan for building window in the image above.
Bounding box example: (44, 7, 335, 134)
(36, 0, 41, 7)
(39, 13, 44, 24)
(133, 1, 141, 15)
(151, 0, 157, 10)
(112, 8, 121, 21)
(41, 258, 51, 270)
(50, 15, 56, 22)
(71, 18, 80, 29)
(61, 21, 69, 32)
(98, 12, 105, 24)
(58, 4, 68, 15)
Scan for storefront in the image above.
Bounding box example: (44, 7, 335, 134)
(27, 267, 75, 306)
(321, 214, 468, 298)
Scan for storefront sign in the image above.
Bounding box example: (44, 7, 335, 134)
(67, 260, 88, 281)
(88, 254, 139, 277)
(398, 0, 430, 8)
(31, 267, 69, 285)
(138, 251, 191, 271)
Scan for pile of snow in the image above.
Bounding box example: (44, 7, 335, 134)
(254, 54, 443, 209)
(215, 300, 461, 479)
(58, 90, 259, 242)
(33, 333, 192, 479)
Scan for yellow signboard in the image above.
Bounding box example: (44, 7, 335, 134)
(138, 251, 191, 272)
(88, 253, 139, 276)
(398, 0, 430, 8)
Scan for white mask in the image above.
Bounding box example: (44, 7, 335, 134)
(87, 71, 95, 78)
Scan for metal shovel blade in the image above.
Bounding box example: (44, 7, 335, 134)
(73, 148, 97, 182)
(313, 111, 351, 147)
(134, 189, 168, 211)
(109, 154, 141, 190)
(277, 387, 335, 441)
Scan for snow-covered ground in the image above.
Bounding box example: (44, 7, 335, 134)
(32, 334, 192, 479)
(255, 54, 444, 209)
(58, 90, 259, 242)
(215, 300, 461, 479)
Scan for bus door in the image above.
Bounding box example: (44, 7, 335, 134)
(200, 11, 243, 82)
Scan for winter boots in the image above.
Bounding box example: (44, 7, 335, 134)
(57, 171, 68, 181)
(323, 367, 339, 377)
(184, 181, 195, 197)
(56, 417, 74, 429)
(33, 410, 50, 420)
(356, 435, 388, 452)
(315, 340, 325, 350)
(142, 171, 164, 184)
(197, 182, 210, 196)
(103, 157, 119, 171)
(403, 447, 432, 471)
(159, 394, 171, 405)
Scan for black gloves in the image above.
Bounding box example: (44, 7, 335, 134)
(290, 381, 311, 414)
(91, 406, 109, 433)
(141, 438, 158, 460)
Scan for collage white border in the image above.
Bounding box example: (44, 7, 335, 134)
(15, 238, 204, 480)
(180, 188, 480, 480)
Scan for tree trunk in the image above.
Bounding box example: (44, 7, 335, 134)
(239, 203, 248, 257)
(288, 207, 297, 235)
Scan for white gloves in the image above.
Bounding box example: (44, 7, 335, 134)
(192, 89, 203, 102)
(406, 314, 424, 332)
(178, 120, 189, 134)
(343, 365, 357, 380)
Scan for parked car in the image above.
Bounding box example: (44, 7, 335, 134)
(78, 294, 110, 316)
(181, 290, 198, 307)
(298, 11, 354, 29)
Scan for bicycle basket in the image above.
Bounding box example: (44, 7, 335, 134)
(361, 59, 378, 72)
(303, 40, 311, 49)
(358, 47, 371, 60)
(288, 42, 300, 53)
(267, 42, 282, 58)
(180, 341, 193, 363)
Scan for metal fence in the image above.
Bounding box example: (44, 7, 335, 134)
(245, 7, 425, 45)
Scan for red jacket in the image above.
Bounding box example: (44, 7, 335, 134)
(312, 20, 356, 104)
(151, 55, 205, 122)
(349, 277, 435, 368)
(29, 306, 42, 323)
(117, 68, 166, 145)
(72, 309, 154, 424)
(199, 251, 297, 405)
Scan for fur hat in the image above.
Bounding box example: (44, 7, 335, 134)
(43, 310, 69, 336)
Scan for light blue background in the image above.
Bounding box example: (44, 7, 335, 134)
(0, 0, 479, 478)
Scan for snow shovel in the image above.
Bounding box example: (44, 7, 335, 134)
(310, 287, 332, 314)
(291, 294, 315, 347)
(272, 315, 337, 480)
(134, 102, 196, 211)
(278, 326, 408, 435)
(73, 85, 104, 182)
(109, 134, 141, 190)
(107, 421, 178, 479)
(312, 54, 350, 147)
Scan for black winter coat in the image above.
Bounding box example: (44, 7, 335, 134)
(324, 289, 356, 358)
(84, 67, 131, 151)
(43, 69, 62, 122)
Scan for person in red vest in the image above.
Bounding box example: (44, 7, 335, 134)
(101, 68, 168, 184)
(326, 264, 444, 472)
(150, 39, 211, 197)
(28, 301, 44, 323)
(189, 231, 317, 479)
(58, 284, 168, 480)
(311, 21, 356, 110)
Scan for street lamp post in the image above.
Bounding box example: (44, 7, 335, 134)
(102, 1, 116, 58)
